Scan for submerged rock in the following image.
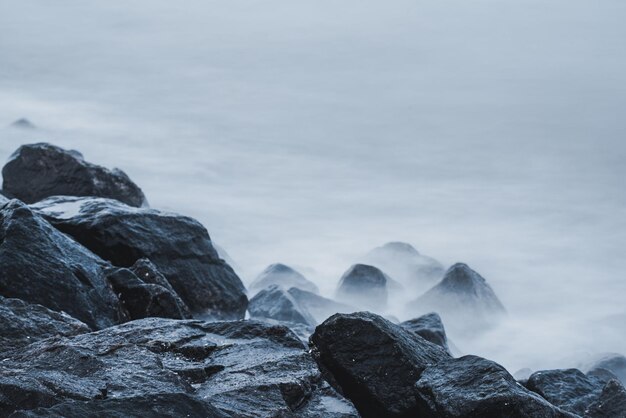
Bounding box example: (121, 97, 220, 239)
(249, 263, 319, 295)
(0, 200, 126, 329)
(415, 356, 573, 418)
(335, 264, 389, 311)
(2, 143, 146, 207)
(525, 368, 617, 416)
(400, 312, 449, 352)
(0, 296, 90, 355)
(361, 242, 445, 292)
(0, 318, 357, 417)
(310, 312, 450, 417)
(288, 287, 354, 324)
(407, 263, 505, 333)
(248, 285, 316, 326)
(32, 196, 247, 320)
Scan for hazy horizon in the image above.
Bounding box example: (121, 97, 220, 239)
(1, 0, 625, 374)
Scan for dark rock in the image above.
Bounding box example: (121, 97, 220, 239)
(106, 267, 191, 320)
(2, 143, 147, 207)
(310, 312, 450, 417)
(0, 200, 127, 329)
(248, 285, 316, 326)
(415, 356, 574, 418)
(32, 196, 247, 320)
(587, 354, 626, 385)
(586, 379, 626, 418)
(400, 312, 449, 352)
(407, 263, 505, 334)
(361, 242, 445, 292)
(525, 368, 612, 416)
(0, 317, 357, 417)
(9, 118, 36, 130)
(0, 296, 90, 355)
(213, 243, 242, 276)
(335, 264, 389, 311)
(9, 393, 228, 418)
(250, 263, 319, 295)
(288, 287, 355, 324)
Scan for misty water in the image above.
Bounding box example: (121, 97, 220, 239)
(1, 0, 625, 375)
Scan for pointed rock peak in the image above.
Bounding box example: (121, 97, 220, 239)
(379, 241, 420, 255)
(440, 263, 487, 292)
(264, 263, 297, 274)
(9, 118, 36, 129)
(250, 263, 319, 295)
(341, 264, 387, 284)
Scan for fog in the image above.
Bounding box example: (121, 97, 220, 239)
(1, 0, 625, 373)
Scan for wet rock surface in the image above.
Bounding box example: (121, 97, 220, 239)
(0, 200, 127, 329)
(248, 285, 316, 326)
(249, 263, 319, 295)
(335, 264, 389, 311)
(407, 263, 506, 333)
(32, 196, 248, 319)
(400, 312, 449, 352)
(0, 296, 90, 355)
(586, 379, 626, 418)
(0, 318, 358, 417)
(2, 143, 146, 207)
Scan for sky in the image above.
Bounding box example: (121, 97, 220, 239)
(1, 0, 625, 373)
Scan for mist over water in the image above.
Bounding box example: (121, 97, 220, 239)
(1, 0, 625, 373)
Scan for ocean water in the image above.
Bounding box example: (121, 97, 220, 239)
(1, 0, 625, 373)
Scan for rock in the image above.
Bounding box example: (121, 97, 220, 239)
(587, 354, 626, 385)
(513, 367, 533, 382)
(288, 287, 355, 324)
(310, 312, 450, 417)
(406, 263, 505, 334)
(2, 143, 146, 207)
(32, 196, 247, 320)
(525, 368, 614, 416)
(248, 285, 316, 326)
(586, 379, 626, 418)
(9, 393, 228, 418)
(249, 263, 319, 295)
(335, 264, 389, 311)
(0, 200, 127, 329)
(0, 296, 90, 355)
(361, 242, 445, 293)
(9, 118, 36, 130)
(0, 317, 358, 417)
(213, 243, 242, 276)
(400, 312, 449, 352)
(129, 258, 192, 318)
(415, 356, 574, 418)
(105, 267, 191, 320)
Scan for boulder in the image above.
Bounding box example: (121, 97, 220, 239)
(249, 263, 319, 295)
(0, 200, 127, 329)
(525, 368, 616, 416)
(0, 296, 90, 355)
(587, 354, 626, 385)
(288, 287, 354, 324)
(400, 312, 449, 352)
(310, 312, 450, 417)
(361, 242, 445, 292)
(248, 285, 316, 326)
(335, 264, 389, 311)
(9, 393, 227, 418)
(32, 196, 247, 320)
(406, 263, 505, 334)
(106, 267, 191, 321)
(415, 356, 574, 418)
(0, 317, 357, 417)
(586, 379, 626, 418)
(2, 143, 146, 207)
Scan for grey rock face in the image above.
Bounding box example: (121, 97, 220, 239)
(248, 285, 316, 326)
(0, 200, 127, 329)
(32, 196, 248, 320)
(587, 353, 626, 386)
(0, 317, 357, 417)
(335, 264, 389, 311)
(249, 263, 319, 295)
(288, 287, 355, 324)
(400, 312, 449, 352)
(0, 296, 90, 355)
(407, 263, 505, 334)
(585, 379, 626, 418)
(2, 143, 146, 207)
